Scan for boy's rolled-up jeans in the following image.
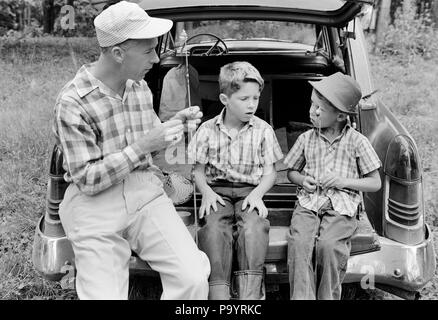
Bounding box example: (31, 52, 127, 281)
(197, 182, 270, 300)
(59, 170, 210, 300)
(287, 200, 357, 300)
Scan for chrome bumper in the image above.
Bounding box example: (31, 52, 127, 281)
(33, 210, 435, 294)
(32, 216, 75, 281)
(344, 223, 436, 291)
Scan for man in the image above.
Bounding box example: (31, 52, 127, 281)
(54, 1, 210, 299)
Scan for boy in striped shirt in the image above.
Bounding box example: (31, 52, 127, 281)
(284, 72, 382, 300)
(188, 61, 283, 300)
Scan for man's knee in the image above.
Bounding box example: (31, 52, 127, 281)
(179, 252, 210, 290)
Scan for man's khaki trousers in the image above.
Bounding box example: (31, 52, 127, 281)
(59, 170, 210, 300)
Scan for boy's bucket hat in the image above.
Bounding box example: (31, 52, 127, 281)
(309, 72, 362, 114)
(94, 1, 173, 47)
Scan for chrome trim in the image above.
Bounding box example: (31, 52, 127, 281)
(344, 223, 436, 291)
(32, 216, 75, 281)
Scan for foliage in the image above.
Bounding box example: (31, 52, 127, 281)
(0, 0, 101, 38)
(53, 0, 99, 37)
(381, 0, 438, 64)
(0, 0, 43, 36)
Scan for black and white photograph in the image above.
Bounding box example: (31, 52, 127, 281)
(0, 0, 437, 307)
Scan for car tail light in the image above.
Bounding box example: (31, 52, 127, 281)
(44, 145, 68, 237)
(383, 135, 424, 245)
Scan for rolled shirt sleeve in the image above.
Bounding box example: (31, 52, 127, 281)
(283, 132, 306, 172)
(260, 126, 284, 166)
(187, 124, 210, 165)
(356, 135, 382, 175)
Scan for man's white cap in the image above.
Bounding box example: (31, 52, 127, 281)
(94, 1, 173, 47)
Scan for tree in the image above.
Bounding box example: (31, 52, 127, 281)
(430, 0, 438, 26)
(42, 0, 54, 33)
(374, 0, 392, 52)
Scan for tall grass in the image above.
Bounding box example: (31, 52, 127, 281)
(0, 37, 98, 299)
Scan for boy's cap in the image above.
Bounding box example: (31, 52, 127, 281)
(94, 1, 173, 47)
(309, 72, 362, 114)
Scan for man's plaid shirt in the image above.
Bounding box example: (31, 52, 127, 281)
(54, 64, 161, 196)
(188, 108, 283, 185)
(283, 124, 381, 217)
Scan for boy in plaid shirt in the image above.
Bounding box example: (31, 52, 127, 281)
(284, 72, 382, 300)
(188, 61, 283, 300)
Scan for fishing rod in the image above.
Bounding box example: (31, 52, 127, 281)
(181, 29, 199, 245)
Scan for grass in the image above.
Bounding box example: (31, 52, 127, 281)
(0, 37, 98, 299)
(0, 36, 437, 300)
(368, 53, 438, 300)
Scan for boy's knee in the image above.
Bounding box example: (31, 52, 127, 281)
(199, 219, 233, 243)
(288, 230, 314, 248)
(243, 214, 269, 234)
(316, 239, 338, 257)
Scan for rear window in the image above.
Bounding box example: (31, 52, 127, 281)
(175, 20, 317, 46)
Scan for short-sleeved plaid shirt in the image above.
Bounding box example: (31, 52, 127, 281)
(188, 108, 283, 185)
(284, 124, 381, 217)
(54, 63, 162, 196)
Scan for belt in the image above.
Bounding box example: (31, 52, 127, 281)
(209, 180, 255, 188)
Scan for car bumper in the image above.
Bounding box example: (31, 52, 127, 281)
(33, 214, 435, 294)
(344, 223, 436, 292)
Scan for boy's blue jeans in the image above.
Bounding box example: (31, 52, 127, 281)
(197, 182, 270, 300)
(287, 200, 357, 300)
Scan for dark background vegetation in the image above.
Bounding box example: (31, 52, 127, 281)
(0, 0, 437, 300)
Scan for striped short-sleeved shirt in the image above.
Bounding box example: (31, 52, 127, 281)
(283, 124, 381, 217)
(188, 108, 283, 185)
(54, 63, 162, 196)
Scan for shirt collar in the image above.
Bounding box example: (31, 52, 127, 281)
(73, 63, 138, 99)
(73, 64, 99, 98)
(315, 119, 352, 142)
(215, 107, 255, 129)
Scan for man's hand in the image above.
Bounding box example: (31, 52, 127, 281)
(199, 188, 225, 219)
(302, 176, 318, 193)
(136, 119, 184, 153)
(241, 193, 268, 218)
(173, 106, 203, 128)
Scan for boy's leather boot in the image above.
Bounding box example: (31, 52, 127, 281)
(232, 270, 266, 300)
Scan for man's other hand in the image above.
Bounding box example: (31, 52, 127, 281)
(173, 106, 203, 126)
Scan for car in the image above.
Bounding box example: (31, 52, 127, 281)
(32, 0, 435, 300)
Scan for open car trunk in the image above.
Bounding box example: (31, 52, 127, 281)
(151, 53, 381, 284)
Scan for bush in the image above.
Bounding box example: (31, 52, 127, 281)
(381, 1, 438, 63)
(0, 0, 43, 36)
